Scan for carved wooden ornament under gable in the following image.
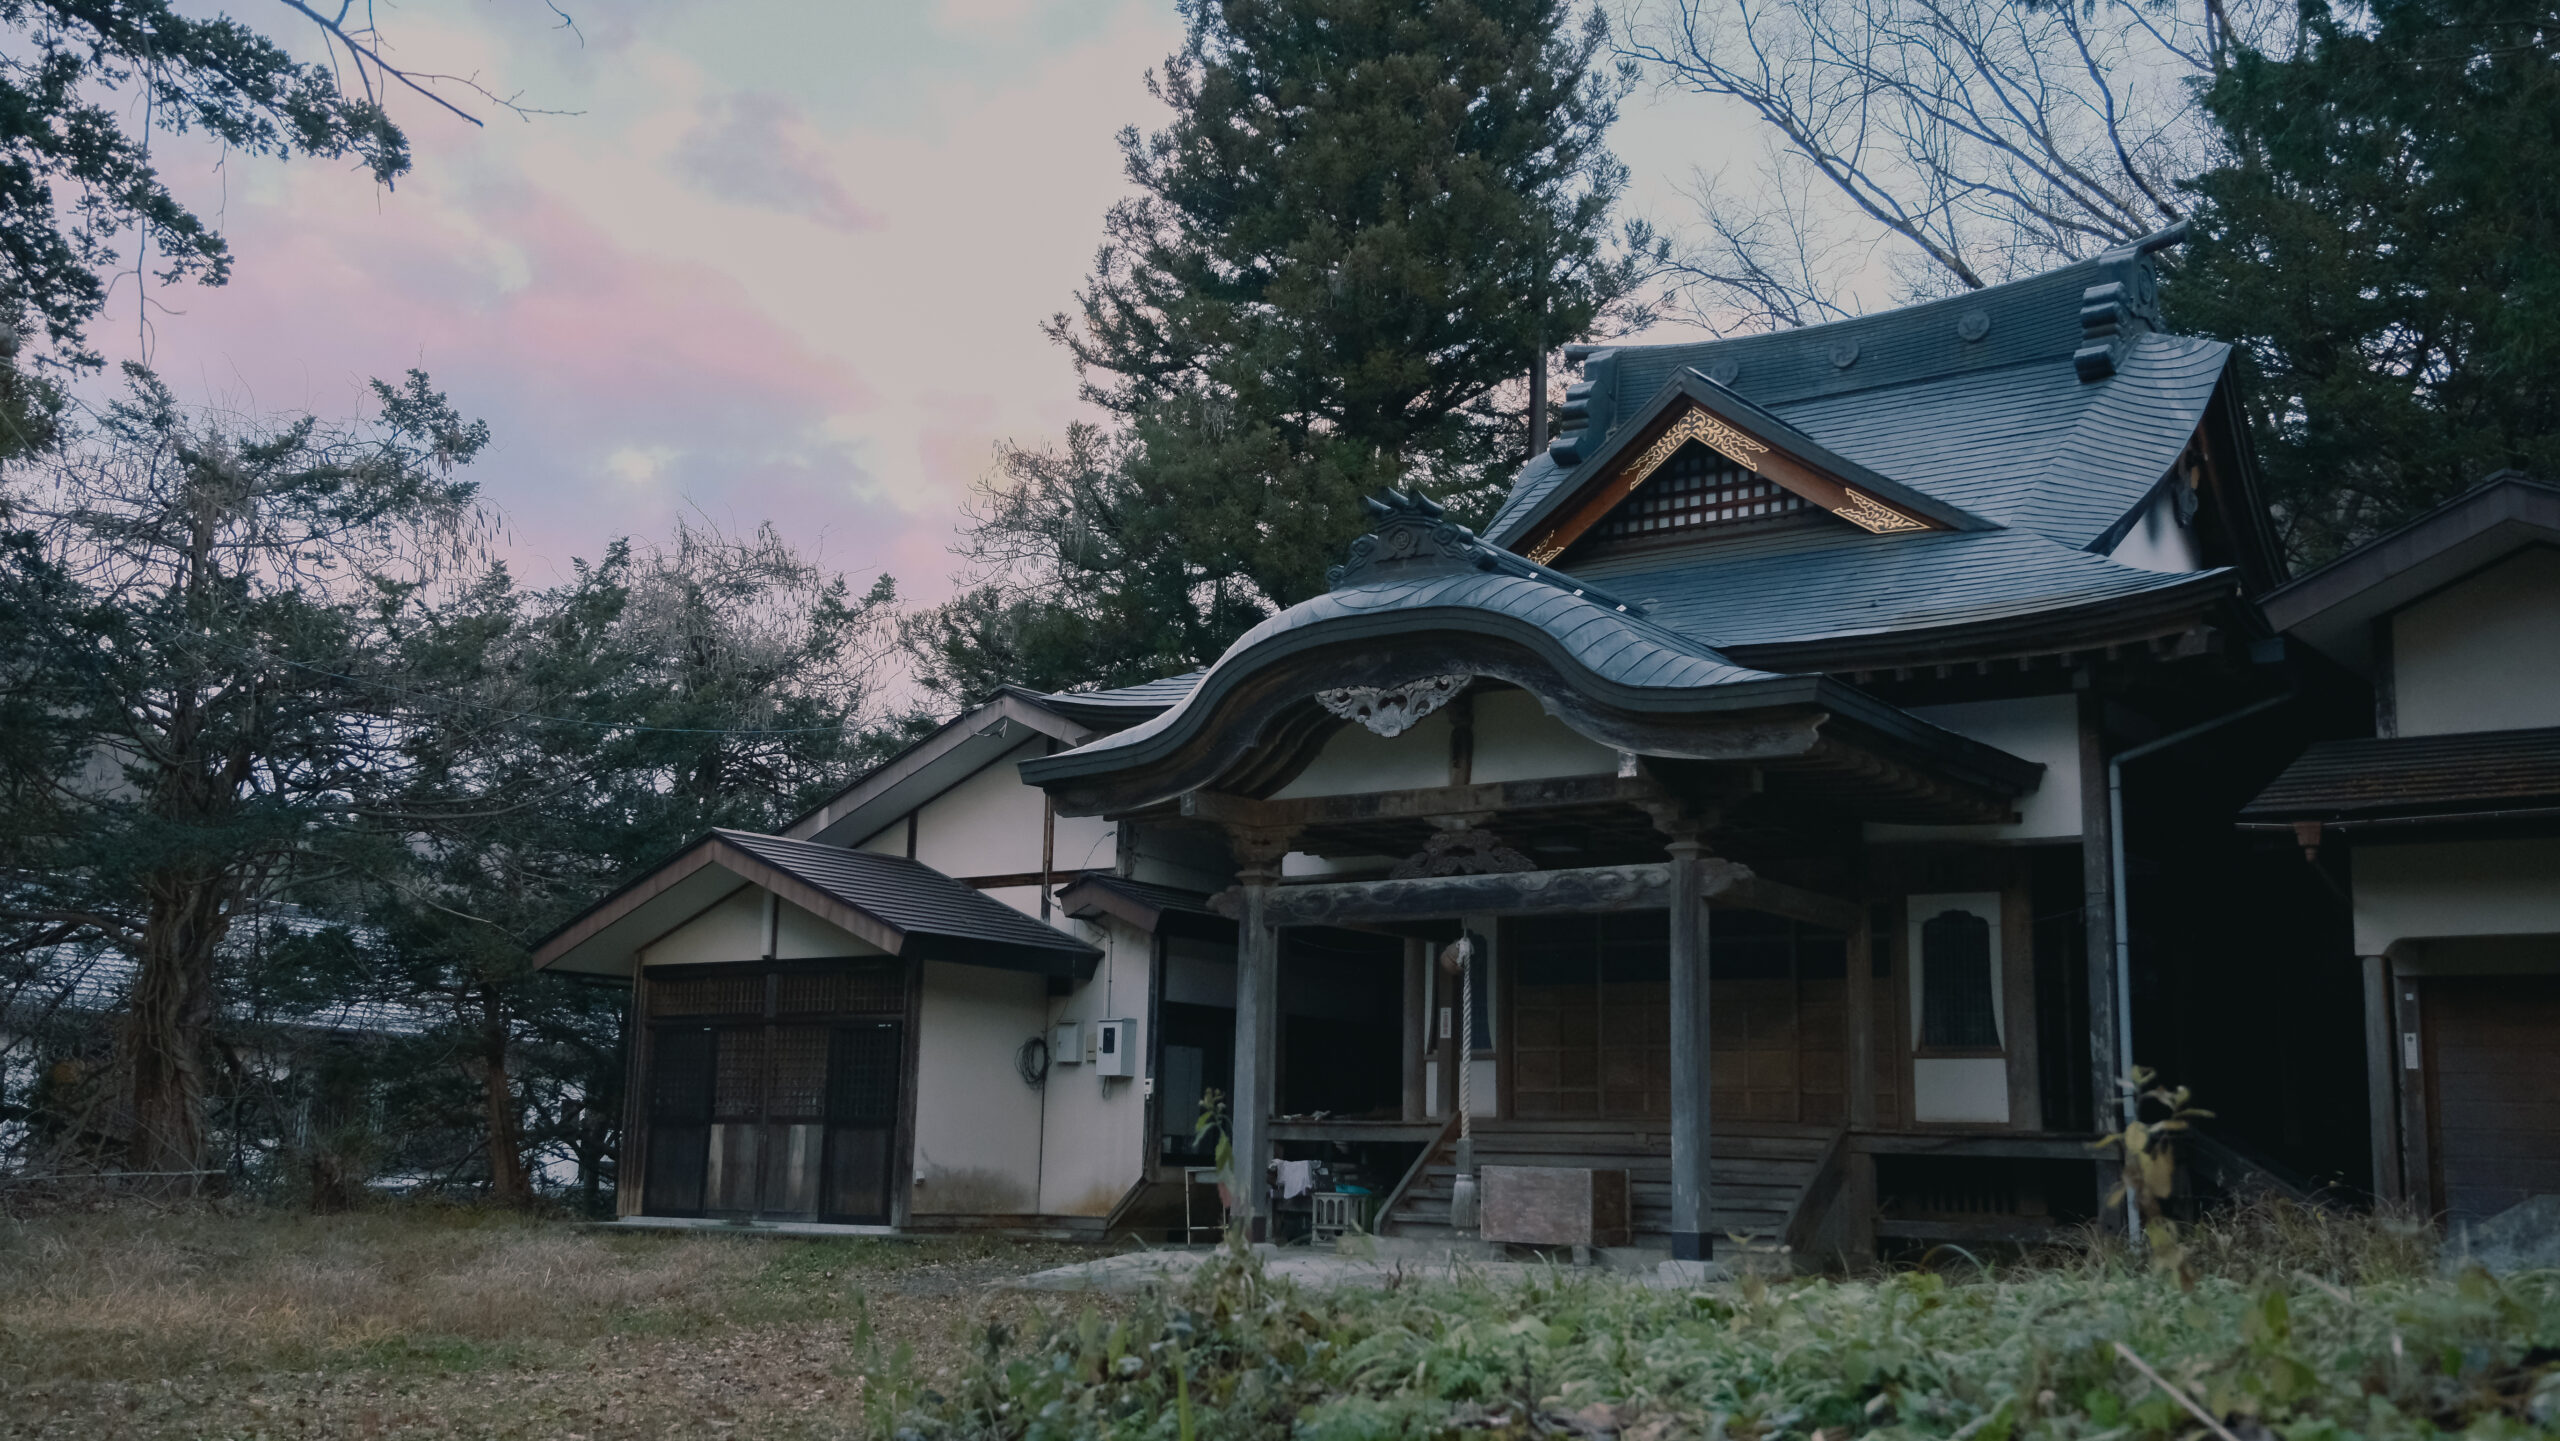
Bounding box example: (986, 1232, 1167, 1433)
(1388, 828, 1536, 879)
(1315, 674, 1472, 738)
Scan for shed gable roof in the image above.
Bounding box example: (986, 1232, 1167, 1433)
(533, 829, 1100, 978)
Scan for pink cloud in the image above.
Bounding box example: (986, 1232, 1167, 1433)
(113, 171, 890, 585)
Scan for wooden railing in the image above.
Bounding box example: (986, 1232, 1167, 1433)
(1373, 1112, 1463, 1237)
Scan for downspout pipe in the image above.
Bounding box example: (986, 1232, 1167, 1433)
(2105, 689, 2295, 1233)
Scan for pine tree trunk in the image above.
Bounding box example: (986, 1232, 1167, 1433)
(479, 989, 532, 1204)
(122, 874, 229, 1193)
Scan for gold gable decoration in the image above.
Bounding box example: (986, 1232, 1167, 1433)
(1522, 399, 1938, 563)
(1624, 410, 1769, 491)
(1835, 489, 1928, 534)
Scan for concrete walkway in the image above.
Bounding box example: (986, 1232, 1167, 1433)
(994, 1243, 1733, 1294)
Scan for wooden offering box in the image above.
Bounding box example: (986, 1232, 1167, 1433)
(1479, 1165, 1631, 1248)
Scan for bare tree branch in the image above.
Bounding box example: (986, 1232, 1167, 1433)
(1621, 0, 2291, 325)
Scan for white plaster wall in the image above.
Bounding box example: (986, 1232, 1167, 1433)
(2108, 487, 2205, 574)
(637, 886, 886, 966)
(856, 825, 906, 856)
(775, 898, 887, 958)
(2353, 838, 2560, 955)
(978, 883, 1048, 924)
(638, 886, 757, 966)
(1034, 919, 1154, 1216)
(912, 960, 1048, 1214)
(2391, 547, 2560, 736)
(1864, 695, 2079, 843)
(1052, 808, 1119, 877)
(1272, 712, 1453, 798)
(1468, 689, 1619, 783)
(913, 740, 1049, 877)
(1906, 891, 2012, 1125)
(1912, 1060, 2010, 1123)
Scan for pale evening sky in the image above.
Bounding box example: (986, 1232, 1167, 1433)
(99, 0, 1747, 604)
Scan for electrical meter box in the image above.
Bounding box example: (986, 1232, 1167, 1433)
(1049, 1021, 1084, 1065)
(1093, 1018, 1137, 1078)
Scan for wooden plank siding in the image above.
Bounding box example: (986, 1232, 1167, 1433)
(2422, 976, 2560, 1223)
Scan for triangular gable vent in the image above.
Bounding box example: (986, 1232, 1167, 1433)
(1580, 441, 1813, 548)
(1522, 393, 1944, 564)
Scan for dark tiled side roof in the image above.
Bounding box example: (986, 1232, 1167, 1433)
(1566, 526, 2226, 652)
(2241, 727, 2560, 824)
(714, 830, 1098, 962)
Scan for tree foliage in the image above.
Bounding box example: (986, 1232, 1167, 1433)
(2173, 0, 2560, 560)
(0, 373, 906, 1201)
(909, 0, 1653, 703)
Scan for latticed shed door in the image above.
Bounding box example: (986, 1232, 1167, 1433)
(645, 1025, 717, 1213)
(825, 1021, 904, 1223)
(643, 959, 909, 1222)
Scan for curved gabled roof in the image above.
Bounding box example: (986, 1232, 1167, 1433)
(1019, 494, 2045, 817)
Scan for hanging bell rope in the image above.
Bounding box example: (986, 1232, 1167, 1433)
(1445, 934, 1480, 1232)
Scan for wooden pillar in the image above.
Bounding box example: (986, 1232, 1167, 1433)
(618, 966, 649, 1218)
(1842, 911, 1878, 1264)
(2077, 687, 2120, 1110)
(2076, 686, 2122, 1221)
(1402, 938, 1429, 1121)
(1666, 838, 1714, 1261)
(2392, 974, 2431, 1214)
(1227, 830, 1290, 1241)
(1433, 946, 1460, 1117)
(2362, 955, 2401, 1204)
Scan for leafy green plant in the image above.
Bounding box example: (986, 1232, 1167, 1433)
(2094, 1067, 2214, 1287)
(892, 1206, 2560, 1441)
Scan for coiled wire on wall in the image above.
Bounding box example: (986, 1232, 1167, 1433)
(1015, 1035, 1051, 1089)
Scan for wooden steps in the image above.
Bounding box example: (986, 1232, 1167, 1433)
(1380, 1118, 1836, 1246)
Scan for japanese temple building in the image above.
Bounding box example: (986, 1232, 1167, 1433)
(535, 228, 2553, 1258)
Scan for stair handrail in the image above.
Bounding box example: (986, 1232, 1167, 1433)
(1780, 1125, 1853, 1257)
(1375, 1110, 1464, 1236)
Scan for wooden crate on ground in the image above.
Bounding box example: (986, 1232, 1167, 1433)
(1479, 1165, 1630, 1247)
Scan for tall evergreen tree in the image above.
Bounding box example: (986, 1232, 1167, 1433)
(2174, 0, 2560, 562)
(911, 0, 1653, 700)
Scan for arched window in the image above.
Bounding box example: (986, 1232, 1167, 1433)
(1920, 908, 2001, 1050)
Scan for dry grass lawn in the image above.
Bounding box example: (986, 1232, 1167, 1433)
(0, 1206, 1114, 1439)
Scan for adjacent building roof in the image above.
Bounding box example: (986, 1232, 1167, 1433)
(1035, 673, 1206, 726)
(2240, 727, 2560, 830)
(533, 829, 1099, 979)
(786, 690, 1092, 849)
(2258, 471, 2560, 678)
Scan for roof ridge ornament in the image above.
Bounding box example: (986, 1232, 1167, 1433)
(1328, 487, 1480, 588)
(2074, 223, 2184, 381)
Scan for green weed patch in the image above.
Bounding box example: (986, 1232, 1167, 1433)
(890, 1240, 2560, 1440)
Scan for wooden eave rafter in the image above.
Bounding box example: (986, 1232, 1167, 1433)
(1521, 394, 1944, 565)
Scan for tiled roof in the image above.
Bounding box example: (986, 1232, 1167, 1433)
(1566, 525, 2227, 655)
(1044, 568, 1789, 776)
(2241, 727, 2560, 825)
(1036, 671, 1206, 723)
(713, 830, 1099, 968)
(1476, 239, 2241, 663)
